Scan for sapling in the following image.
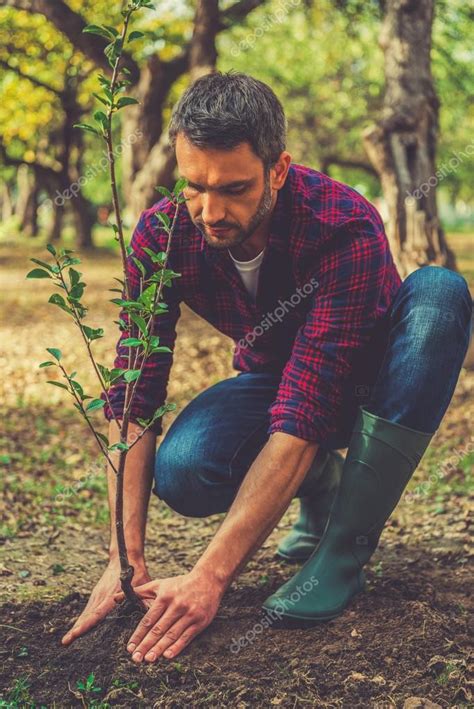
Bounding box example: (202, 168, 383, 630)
(26, 0, 186, 612)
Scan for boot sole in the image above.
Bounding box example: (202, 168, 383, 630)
(274, 550, 313, 564)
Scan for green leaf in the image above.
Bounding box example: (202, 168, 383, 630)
(155, 186, 173, 200)
(62, 256, 81, 267)
(128, 30, 145, 42)
(46, 243, 57, 256)
(70, 379, 85, 400)
(104, 25, 119, 37)
(26, 268, 51, 279)
(30, 258, 53, 271)
(93, 92, 110, 107)
(46, 347, 62, 361)
(83, 24, 116, 40)
(82, 325, 104, 341)
(116, 97, 139, 109)
(93, 111, 108, 131)
(123, 369, 141, 383)
(68, 268, 82, 287)
(132, 256, 146, 279)
(73, 122, 100, 136)
(69, 283, 85, 300)
(96, 431, 109, 447)
(47, 381, 68, 390)
(173, 177, 188, 196)
(39, 361, 56, 368)
(151, 346, 172, 354)
(85, 398, 106, 413)
(108, 441, 130, 452)
(156, 211, 171, 230)
(104, 38, 123, 69)
(49, 293, 73, 315)
(130, 313, 148, 335)
(121, 338, 143, 347)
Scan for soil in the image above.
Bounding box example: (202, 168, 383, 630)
(1, 534, 472, 708)
(1, 244, 473, 707)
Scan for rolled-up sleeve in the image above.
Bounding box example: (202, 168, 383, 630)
(267, 214, 398, 444)
(102, 210, 181, 435)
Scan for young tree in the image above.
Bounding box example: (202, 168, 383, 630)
(26, 0, 186, 610)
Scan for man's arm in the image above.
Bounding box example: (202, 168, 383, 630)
(119, 432, 318, 662)
(195, 431, 318, 582)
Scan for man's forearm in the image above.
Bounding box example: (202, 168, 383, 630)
(194, 432, 319, 587)
(107, 420, 157, 563)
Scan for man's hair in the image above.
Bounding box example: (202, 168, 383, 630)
(168, 71, 287, 169)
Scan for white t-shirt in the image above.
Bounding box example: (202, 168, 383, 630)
(228, 248, 265, 301)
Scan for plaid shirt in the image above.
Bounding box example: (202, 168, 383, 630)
(103, 163, 402, 444)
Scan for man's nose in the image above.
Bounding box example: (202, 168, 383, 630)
(201, 193, 226, 226)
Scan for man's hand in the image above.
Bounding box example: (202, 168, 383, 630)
(61, 558, 151, 646)
(113, 568, 225, 662)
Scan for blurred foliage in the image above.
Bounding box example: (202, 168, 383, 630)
(219, 0, 473, 203)
(0, 0, 472, 209)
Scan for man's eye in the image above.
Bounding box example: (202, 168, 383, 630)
(226, 188, 246, 195)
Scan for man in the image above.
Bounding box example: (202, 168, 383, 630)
(61, 72, 472, 661)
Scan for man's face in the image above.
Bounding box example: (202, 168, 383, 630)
(175, 133, 274, 250)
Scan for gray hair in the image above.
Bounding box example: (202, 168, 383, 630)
(168, 71, 287, 169)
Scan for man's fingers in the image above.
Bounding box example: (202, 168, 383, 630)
(160, 623, 200, 659)
(114, 580, 158, 603)
(142, 619, 198, 662)
(61, 598, 112, 645)
(127, 604, 178, 661)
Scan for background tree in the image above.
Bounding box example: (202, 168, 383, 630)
(0, 0, 265, 229)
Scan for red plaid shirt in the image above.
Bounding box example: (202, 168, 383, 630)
(103, 163, 402, 444)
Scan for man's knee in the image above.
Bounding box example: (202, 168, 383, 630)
(153, 432, 228, 518)
(400, 266, 472, 336)
(405, 265, 471, 311)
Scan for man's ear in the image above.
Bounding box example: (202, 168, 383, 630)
(271, 151, 292, 190)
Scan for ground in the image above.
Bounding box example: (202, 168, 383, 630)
(0, 234, 472, 708)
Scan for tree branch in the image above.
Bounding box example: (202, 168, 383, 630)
(218, 0, 266, 29)
(321, 154, 378, 178)
(0, 58, 63, 95)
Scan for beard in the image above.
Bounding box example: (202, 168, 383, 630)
(193, 171, 273, 250)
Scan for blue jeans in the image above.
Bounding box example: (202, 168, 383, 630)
(153, 266, 472, 517)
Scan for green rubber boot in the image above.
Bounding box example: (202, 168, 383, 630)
(263, 406, 435, 625)
(276, 449, 344, 563)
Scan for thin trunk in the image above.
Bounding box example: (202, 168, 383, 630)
(362, 0, 456, 277)
(70, 191, 95, 249)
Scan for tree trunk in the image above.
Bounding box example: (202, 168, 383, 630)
(47, 201, 64, 243)
(1, 182, 13, 221)
(16, 165, 39, 236)
(125, 0, 220, 221)
(70, 191, 95, 249)
(362, 0, 456, 277)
